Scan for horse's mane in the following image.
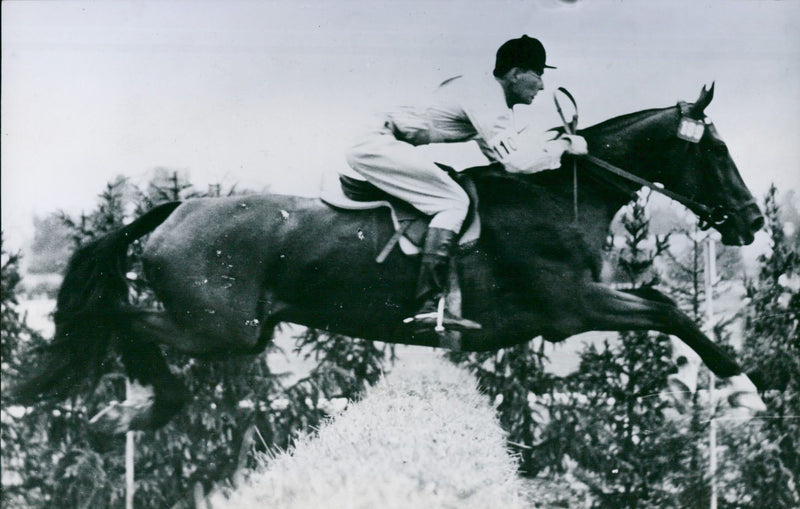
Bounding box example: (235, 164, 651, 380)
(579, 106, 674, 137)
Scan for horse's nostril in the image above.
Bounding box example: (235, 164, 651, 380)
(751, 216, 765, 232)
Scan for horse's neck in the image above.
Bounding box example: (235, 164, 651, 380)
(591, 107, 676, 170)
(578, 111, 673, 215)
(477, 108, 676, 255)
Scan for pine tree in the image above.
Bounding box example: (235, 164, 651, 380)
(2, 238, 36, 505)
(725, 184, 800, 508)
(659, 223, 723, 509)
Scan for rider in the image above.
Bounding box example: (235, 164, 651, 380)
(345, 35, 588, 332)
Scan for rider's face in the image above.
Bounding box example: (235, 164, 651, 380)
(508, 68, 544, 106)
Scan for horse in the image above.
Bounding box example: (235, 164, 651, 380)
(13, 85, 767, 433)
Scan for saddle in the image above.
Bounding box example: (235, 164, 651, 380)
(320, 165, 481, 262)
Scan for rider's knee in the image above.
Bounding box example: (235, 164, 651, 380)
(447, 187, 471, 215)
(430, 192, 470, 231)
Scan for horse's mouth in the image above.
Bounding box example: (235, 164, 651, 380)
(717, 202, 764, 246)
(720, 214, 763, 246)
(721, 231, 754, 247)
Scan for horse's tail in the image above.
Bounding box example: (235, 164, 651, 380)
(11, 201, 181, 404)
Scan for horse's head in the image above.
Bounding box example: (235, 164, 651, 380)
(587, 85, 764, 246)
(667, 85, 764, 245)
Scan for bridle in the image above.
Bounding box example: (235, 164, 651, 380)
(554, 89, 737, 230)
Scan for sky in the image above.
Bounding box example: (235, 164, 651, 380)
(2, 0, 799, 253)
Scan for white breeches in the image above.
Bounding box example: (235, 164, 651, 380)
(345, 126, 469, 233)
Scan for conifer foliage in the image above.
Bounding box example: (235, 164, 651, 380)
(730, 185, 800, 508)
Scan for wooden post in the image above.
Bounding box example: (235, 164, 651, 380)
(126, 379, 135, 509)
(705, 237, 717, 509)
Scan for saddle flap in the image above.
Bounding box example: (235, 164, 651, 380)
(339, 175, 427, 239)
(319, 171, 481, 258)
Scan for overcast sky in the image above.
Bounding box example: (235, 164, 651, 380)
(2, 0, 799, 252)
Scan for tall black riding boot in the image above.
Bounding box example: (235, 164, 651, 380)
(403, 227, 482, 332)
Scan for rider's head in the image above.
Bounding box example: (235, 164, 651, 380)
(494, 35, 555, 107)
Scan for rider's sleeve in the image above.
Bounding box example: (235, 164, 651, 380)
(484, 128, 570, 174)
(453, 75, 569, 174)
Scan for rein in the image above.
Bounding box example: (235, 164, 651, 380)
(553, 89, 730, 229)
(554, 87, 580, 222)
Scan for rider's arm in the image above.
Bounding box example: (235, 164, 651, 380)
(485, 130, 588, 174)
(450, 75, 587, 174)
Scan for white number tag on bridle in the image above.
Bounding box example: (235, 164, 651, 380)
(677, 117, 705, 143)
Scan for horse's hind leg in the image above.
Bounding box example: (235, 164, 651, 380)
(89, 304, 286, 434)
(90, 339, 188, 434)
(122, 309, 279, 355)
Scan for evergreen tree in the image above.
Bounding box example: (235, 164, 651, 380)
(449, 339, 559, 475)
(660, 223, 722, 509)
(726, 184, 800, 508)
(661, 185, 799, 508)
(1, 236, 52, 506)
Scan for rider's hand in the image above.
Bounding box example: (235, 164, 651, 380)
(560, 134, 588, 156)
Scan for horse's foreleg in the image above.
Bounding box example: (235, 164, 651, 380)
(582, 283, 740, 377)
(666, 337, 702, 409)
(579, 283, 765, 412)
(90, 340, 188, 434)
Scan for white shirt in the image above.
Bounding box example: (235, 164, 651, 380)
(384, 74, 565, 173)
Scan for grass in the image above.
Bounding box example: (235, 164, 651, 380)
(216, 354, 525, 509)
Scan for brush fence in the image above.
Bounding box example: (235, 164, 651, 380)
(217, 354, 524, 509)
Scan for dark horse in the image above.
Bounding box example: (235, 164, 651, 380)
(14, 85, 766, 432)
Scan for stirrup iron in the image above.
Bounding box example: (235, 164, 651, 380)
(401, 296, 446, 332)
(403, 295, 481, 332)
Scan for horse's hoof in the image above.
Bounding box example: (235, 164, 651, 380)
(666, 374, 694, 411)
(89, 401, 130, 435)
(720, 374, 767, 413)
(728, 391, 767, 413)
(667, 373, 695, 397)
(89, 399, 153, 434)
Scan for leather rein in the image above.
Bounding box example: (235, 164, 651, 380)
(553, 88, 730, 230)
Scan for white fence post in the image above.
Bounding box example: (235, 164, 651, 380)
(705, 236, 717, 509)
(126, 379, 135, 509)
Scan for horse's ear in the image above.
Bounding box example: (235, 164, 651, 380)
(689, 82, 715, 118)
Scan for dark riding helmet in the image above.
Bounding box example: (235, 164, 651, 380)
(493, 35, 556, 77)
